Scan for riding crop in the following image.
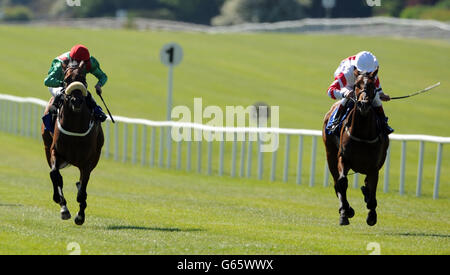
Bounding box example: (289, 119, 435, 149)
(97, 92, 115, 123)
(391, 82, 441, 100)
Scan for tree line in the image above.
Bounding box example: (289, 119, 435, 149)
(1, 0, 449, 24)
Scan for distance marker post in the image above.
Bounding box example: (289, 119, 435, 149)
(160, 43, 183, 168)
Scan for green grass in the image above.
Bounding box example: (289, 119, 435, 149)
(0, 26, 449, 134)
(0, 26, 449, 254)
(0, 133, 449, 255)
(0, 26, 449, 195)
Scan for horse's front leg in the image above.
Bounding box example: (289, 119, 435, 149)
(362, 173, 379, 226)
(74, 168, 91, 226)
(49, 152, 71, 220)
(336, 156, 354, 226)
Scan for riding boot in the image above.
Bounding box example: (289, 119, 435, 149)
(375, 106, 394, 135)
(42, 92, 64, 132)
(328, 104, 346, 134)
(53, 92, 64, 109)
(86, 93, 107, 122)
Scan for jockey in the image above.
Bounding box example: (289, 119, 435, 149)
(326, 51, 394, 135)
(44, 44, 107, 122)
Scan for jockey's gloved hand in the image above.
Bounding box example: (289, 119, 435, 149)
(342, 88, 354, 99)
(95, 84, 102, 96)
(380, 93, 391, 102)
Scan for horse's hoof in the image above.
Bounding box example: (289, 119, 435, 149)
(347, 207, 355, 219)
(339, 207, 355, 219)
(74, 214, 85, 226)
(367, 210, 377, 226)
(61, 209, 71, 220)
(339, 216, 350, 226)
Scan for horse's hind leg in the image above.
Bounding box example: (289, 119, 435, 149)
(49, 157, 71, 220)
(362, 173, 379, 226)
(74, 169, 91, 226)
(336, 156, 354, 226)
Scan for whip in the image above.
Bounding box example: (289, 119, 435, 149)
(391, 82, 441, 100)
(97, 91, 115, 124)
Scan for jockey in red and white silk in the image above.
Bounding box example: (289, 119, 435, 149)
(326, 51, 394, 135)
(328, 52, 382, 106)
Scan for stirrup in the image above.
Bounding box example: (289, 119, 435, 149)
(328, 122, 340, 133)
(327, 111, 345, 133)
(382, 117, 394, 135)
(385, 126, 394, 135)
(94, 106, 107, 122)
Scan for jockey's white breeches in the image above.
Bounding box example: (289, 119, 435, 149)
(49, 87, 63, 97)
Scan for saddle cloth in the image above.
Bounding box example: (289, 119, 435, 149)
(325, 102, 354, 136)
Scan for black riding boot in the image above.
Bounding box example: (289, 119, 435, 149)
(328, 104, 346, 134)
(50, 92, 64, 119)
(375, 106, 394, 135)
(86, 93, 107, 122)
(52, 92, 64, 109)
(42, 92, 64, 133)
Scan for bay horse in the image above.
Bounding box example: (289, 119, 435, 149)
(41, 61, 104, 226)
(322, 70, 389, 226)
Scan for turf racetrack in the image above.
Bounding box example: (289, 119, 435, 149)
(0, 133, 449, 254)
(0, 26, 449, 254)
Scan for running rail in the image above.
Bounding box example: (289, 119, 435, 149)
(1, 93, 448, 199)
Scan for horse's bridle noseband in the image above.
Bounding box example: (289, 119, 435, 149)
(343, 76, 380, 144)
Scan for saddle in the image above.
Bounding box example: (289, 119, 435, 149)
(325, 102, 354, 136)
(326, 102, 386, 140)
(42, 91, 97, 134)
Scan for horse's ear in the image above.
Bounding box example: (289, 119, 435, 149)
(79, 60, 85, 70)
(371, 68, 379, 78)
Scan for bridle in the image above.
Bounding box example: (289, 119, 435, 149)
(57, 82, 94, 137)
(343, 75, 380, 144)
(63, 60, 87, 88)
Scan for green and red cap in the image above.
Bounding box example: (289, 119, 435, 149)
(69, 44, 91, 71)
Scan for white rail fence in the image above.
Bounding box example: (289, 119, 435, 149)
(21, 17, 450, 40)
(1, 94, 448, 199)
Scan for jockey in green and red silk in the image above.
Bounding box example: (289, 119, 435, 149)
(44, 44, 107, 122)
(326, 51, 394, 135)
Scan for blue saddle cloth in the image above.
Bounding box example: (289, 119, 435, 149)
(325, 102, 354, 136)
(42, 113, 55, 133)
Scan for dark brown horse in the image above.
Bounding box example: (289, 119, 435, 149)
(323, 70, 389, 226)
(41, 61, 104, 226)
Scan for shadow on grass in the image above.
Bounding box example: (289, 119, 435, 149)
(386, 232, 450, 238)
(106, 225, 204, 232)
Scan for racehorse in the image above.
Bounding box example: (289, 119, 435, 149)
(41, 61, 104, 226)
(322, 70, 389, 226)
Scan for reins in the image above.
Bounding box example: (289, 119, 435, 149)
(57, 97, 95, 137)
(342, 84, 381, 144)
(344, 125, 380, 144)
(57, 116, 95, 137)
